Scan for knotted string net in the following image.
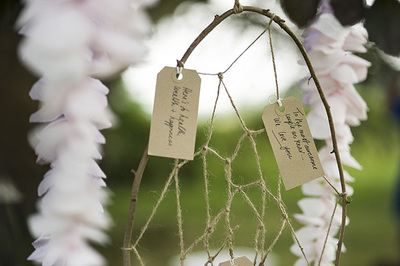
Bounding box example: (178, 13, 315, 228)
(128, 17, 341, 266)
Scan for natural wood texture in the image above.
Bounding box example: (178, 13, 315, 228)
(123, 5, 348, 266)
(122, 146, 149, 265)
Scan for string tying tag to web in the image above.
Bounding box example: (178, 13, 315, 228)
(233, 0, 243, 14)
(176, 60, 184, 79)
(266, 13, 282, 109)
(148, 65, 201, 160)
(262, 97, 325, 190)
(262, 14, 325, 190)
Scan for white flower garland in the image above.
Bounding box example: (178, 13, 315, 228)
(17, 0, 372, 264)
(291, 1, 370, 265)
(17, 0, 154, 264)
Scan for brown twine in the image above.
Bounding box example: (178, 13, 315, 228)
(318, 196, 341, 266)
(203, 149, 212, 264)
(131, 167, 177, 249)
(203, 80, 221, 264)
(223, 158, 235, 260)
(198, 25, 270, 77)
(322, 175, 341, 195)
(233, 0, 243, 14)
(206, 237, 226, 266)
(174, 159, 186, 266)
(120, 245, 134, 251)
(267, 14, 281, 104)
(129, 14, 332, 266)
(133, 246, 145, 266)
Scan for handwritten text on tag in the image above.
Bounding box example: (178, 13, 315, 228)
(262, 96, 325, 190)
(148, 67, 201, 160)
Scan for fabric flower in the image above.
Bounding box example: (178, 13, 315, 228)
(292, 0, 369, 264)
(17, 0, 156, 264)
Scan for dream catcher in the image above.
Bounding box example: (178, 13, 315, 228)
(122, 2, 350, 266)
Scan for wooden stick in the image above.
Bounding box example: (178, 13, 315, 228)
(123, 5, 348, 266)
(178, 6, 348, 265)
(122, 146, 149, 266)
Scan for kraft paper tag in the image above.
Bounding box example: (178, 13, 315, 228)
(219, 256, 253, 266)
(262, 96, 325, 190)
(148, 66, 201, 160)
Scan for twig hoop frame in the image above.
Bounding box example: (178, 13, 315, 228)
(123, 6, 349, 266)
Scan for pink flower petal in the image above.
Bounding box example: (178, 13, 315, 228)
(330, 64, 359, 84)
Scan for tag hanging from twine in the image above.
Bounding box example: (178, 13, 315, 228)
(218, 256, 253, 266)
(148, 66, 201, 160)
(262, 96, 325, 190)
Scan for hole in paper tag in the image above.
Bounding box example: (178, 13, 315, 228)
(262, 96, 325, 190)
(218, 256, 253, 266)
(148, 66, 201, 160)
(176, 72, 184, 81)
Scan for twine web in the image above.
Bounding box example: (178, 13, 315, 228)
(127, 17, 344, 266)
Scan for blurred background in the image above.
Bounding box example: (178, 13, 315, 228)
(1, 0, 400, 265)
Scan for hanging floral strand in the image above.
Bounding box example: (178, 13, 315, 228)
(17, 0, 155, 264)
(291, 1, 370, 265)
